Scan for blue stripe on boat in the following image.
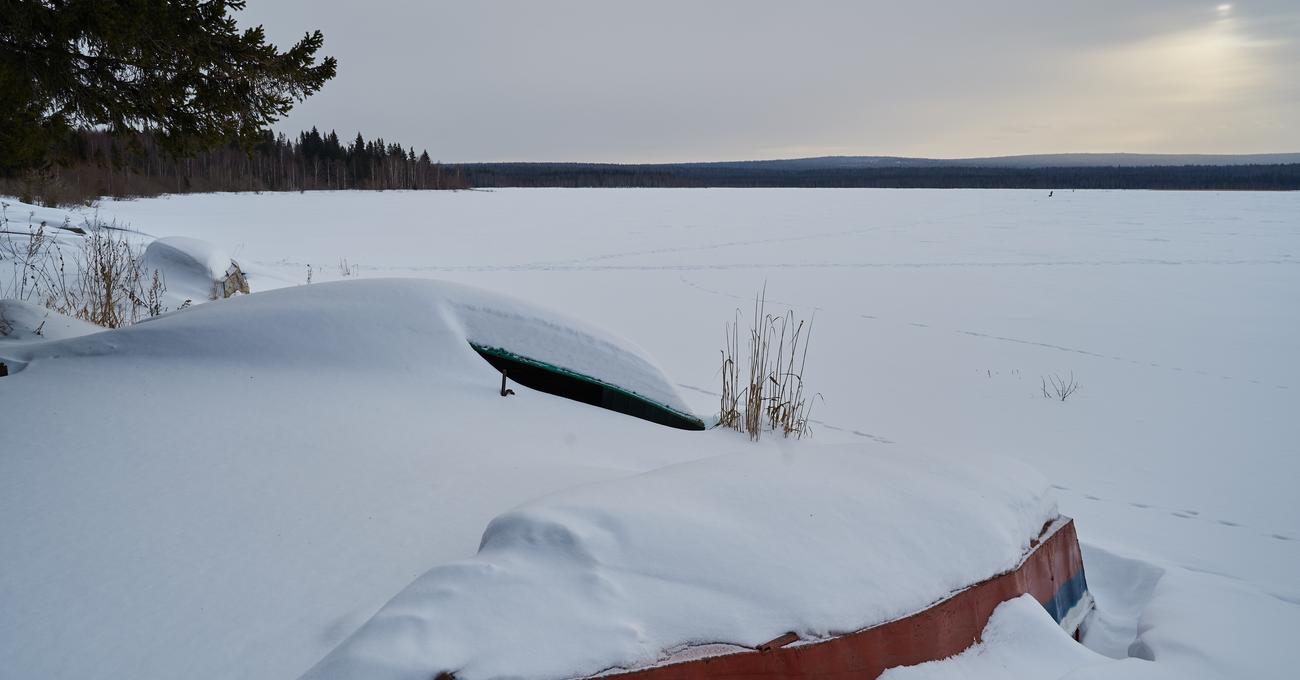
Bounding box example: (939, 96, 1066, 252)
(1042, 568, 1089, 624)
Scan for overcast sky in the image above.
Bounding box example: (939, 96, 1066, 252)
(241, 1, 1300, 163)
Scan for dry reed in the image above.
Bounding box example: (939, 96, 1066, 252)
(719, 286, 819, 440)
(2, 205, 167, 328)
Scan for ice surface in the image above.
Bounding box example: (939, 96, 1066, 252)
(306, 445, 1055, 680)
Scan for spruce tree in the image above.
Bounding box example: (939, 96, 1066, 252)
(0, 0, 337, 175)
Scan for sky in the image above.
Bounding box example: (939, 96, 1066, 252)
(241, 1, 1300, 163)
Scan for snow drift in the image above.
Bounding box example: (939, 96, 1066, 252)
(3, 278, 694, 415)
(879, 595, 1127, 680)
(0, 279, 716, 680)
(0, 299, 101, 343)
(305, 445, 1056, 680)
(140, 235, 244, 307)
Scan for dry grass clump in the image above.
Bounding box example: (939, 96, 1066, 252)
(720, 286, 819, 440)
(1, 203, 68, 303)
(1, 203, 166, 328)
(57, 225, 164, 327)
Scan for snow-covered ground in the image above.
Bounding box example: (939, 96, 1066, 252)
(3, 188, 1298, 679)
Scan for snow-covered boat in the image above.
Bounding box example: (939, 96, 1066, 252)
(585, 517, 1090, 680)
(305, 417, 1089, 680)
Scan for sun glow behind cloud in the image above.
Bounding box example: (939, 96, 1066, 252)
(1099, 9, 1274, 105)
(919, 4, 1296, 156)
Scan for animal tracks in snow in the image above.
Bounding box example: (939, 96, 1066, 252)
(939, 325, 1288, 391)
(678, 276, 1293, 392)
(1053, 485, 1293, 544)
(335, 254, 1298, 275)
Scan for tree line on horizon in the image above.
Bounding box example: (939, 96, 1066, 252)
(459, 162, 1300, 191)
(2, 127, 469, 205)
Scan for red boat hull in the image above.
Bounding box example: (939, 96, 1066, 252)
(594, 517, 1089, 680)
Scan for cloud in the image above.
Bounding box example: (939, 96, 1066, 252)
(241, 1, 1300, 160)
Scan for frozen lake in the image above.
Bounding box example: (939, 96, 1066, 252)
(12, 186, 1281, 678)
(96, 188, 1300, 595)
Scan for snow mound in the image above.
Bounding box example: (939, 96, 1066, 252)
(12, 278, 476, 371)
(1122, 567, 1300, 680)
(141, 235, 240, 306)
(8, 278, 696, 416)
(0, 299, 101, 343)
(305, 445, 1057, 680)
(881, 560, 1300, 680)
(0, 278, 717, 680)
(878, 595, 1150, 680)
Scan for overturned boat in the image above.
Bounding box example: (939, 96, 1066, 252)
(590, 517, 1089, 680)
(306, 442, 1091, 680)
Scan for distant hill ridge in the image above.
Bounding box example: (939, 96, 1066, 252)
(460, 153, 1300, 190)
(700, 153, 1300, 169)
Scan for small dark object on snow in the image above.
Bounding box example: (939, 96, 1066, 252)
(0, 362, 7, 377)
(500, 369, 515, 397)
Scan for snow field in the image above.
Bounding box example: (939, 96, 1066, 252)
(4, 187, 1298, 679)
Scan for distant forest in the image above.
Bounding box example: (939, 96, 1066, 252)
(6, 128, 468, 205)
(9, 139, 1299, 206)
(460, 162, 1300, 191)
